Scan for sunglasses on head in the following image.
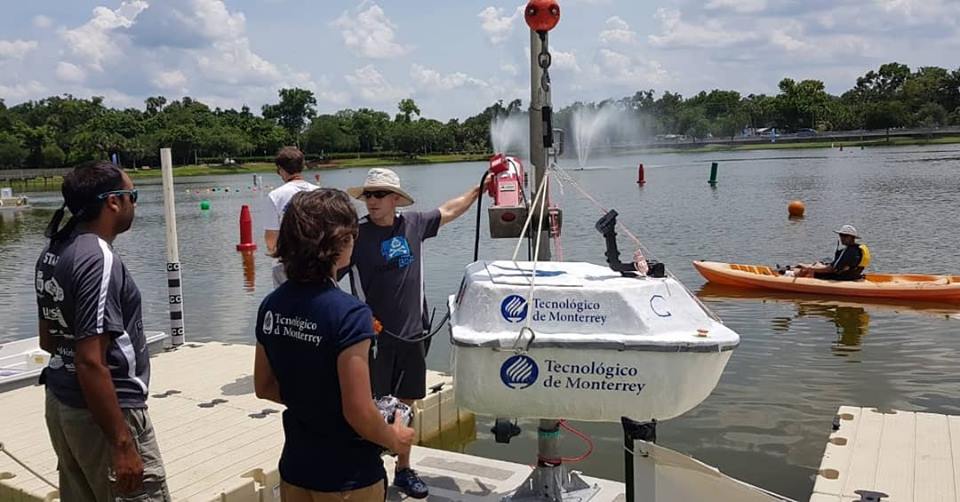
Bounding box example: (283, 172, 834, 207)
(97, 189, 138, 204)
(362, 190, 393, 199)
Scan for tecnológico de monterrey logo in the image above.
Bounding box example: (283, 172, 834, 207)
(500, 354, 539, 389)
(500, 295, 528, 323)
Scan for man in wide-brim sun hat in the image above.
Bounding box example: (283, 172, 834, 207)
(797, 224, 870, 281)
(344, 166, 490, 499)
(345, 168, 416, 207)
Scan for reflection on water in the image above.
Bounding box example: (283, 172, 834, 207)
(4, 146, 960, 500)
(240, 250, 256, 292)
(802, 304, 869, 354)
(698, 283, 960, 357)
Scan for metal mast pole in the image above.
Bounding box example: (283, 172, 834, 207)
(511, 5, 597, 499)
(529, 30, 552, 262)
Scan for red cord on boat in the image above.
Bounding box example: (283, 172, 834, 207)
(537, 420, 595, 464)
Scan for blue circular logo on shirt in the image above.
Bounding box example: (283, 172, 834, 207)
(500, 295, 528, 323)
(500, 355, 539, 389)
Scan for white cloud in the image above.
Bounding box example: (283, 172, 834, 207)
(33, 15, 54, 29)
(411, 64, 488, 91)
(770, 30, 809, 52)
(551, 49, 582, 73)
(34, 0, 346, 112)
(153, 70, 188, 92)
(705, 0, 768, 14)
(333, 4, 409, 59)
(649, 8, 758, 49)
(127, 0, 246, 49)
(0, 39, 39, 60)
(311, 76, 350, 106)
(61, 1, 147, 71)
(55, 62, 86, 83)
(0, 81, 46, 100)
(196, 38, 282, 86)
(500, 63, 519, 76)
(594, 48, 669, 87)
(345, 65, 407, 102)
(479, 5, 524, 45)
(874, 0, 960, 20)
(599, 16, 637, 45)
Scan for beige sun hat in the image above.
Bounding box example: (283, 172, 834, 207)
(346, 168, 415, 207)
(834, 224, 860, 239)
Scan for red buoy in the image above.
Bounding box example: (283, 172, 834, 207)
(236, 205, 257, 251)
(637, 163, 646, 185)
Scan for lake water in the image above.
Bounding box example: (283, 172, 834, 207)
(3, 145, 959, 499)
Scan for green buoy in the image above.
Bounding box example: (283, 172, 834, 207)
(200, 199, 211, 211)
(708, 162, 719, 186)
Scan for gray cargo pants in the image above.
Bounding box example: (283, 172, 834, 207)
(45, 389, 170, 501)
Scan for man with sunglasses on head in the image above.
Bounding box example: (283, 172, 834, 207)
(261, 146, 318, 287)
(36, 161, 169, 501)
(346, 167, 483, 499)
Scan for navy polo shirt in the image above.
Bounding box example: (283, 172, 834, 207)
(256, 281, 384, 492)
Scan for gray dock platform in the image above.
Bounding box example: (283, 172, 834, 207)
(813, 406, 960, 501)
(3, 342, 621, 501)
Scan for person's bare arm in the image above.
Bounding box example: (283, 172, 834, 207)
(264, 230, 279, 256)
(75, 334, 143, 494)
(254, 343, 283, 404)
(338, 340, 414, 454)
(439, 185, 483, 226)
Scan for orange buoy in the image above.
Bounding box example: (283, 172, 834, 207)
(788, 200, 805, 218)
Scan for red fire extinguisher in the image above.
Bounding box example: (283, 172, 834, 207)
(487, 153, 526, 208)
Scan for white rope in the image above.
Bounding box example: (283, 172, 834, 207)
(511, 170, 552, 263)
(525, 173, 551, 331)
(0, 442, 58, 489)
(547, 162, 723, 322)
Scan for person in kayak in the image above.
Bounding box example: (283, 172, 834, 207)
(796, 225, 870, 280)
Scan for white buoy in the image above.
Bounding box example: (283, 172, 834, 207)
(160, 148, 185, 347)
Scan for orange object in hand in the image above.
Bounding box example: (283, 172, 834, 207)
(372, 317, 383, 335)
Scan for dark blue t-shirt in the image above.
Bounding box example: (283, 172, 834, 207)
(255, 281, 384, 492)
(35, 231, 150, 409)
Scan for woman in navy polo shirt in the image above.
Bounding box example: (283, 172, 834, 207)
(254, 189, 415, 501)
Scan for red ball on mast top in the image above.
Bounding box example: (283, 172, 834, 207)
(525, 0, 560, 32)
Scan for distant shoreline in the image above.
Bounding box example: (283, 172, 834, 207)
(624, 135, 960, 155)
(126, 152, 490, 179)
(7, 137, 960, 189)
(130, 135, 959, 179)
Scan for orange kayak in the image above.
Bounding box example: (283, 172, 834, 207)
(692, 261, 960, 302)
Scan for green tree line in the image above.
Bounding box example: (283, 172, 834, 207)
(1, 61, 958, 169)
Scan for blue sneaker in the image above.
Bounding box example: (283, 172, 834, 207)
(394, 468, 429, 499)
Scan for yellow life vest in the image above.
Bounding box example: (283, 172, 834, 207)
(858, 244, 871, 268)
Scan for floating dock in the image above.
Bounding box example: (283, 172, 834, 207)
(2, 342, 588, 501)
(813, 406, 960, 501)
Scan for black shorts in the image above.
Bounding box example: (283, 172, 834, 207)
(371, 335, 427, 400)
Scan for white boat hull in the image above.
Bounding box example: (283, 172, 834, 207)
(0, 331, 169, 393)
(452, 343, 733, 422)
(448, 261, 740, 423)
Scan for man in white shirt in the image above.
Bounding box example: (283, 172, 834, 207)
(261, 147, 318, 286)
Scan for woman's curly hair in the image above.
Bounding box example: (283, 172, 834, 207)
(275, 189, 358, 283)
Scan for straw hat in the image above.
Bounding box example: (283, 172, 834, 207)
(347, 168, 415, 207)
(834, 224, 860, 239)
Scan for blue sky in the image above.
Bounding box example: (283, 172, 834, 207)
(1, 0, 958, 120)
